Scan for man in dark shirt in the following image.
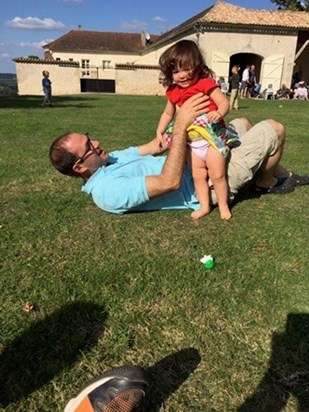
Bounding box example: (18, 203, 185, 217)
(229, 65, 240, 110)
(249, 65, 256, 97)
(276, 84, 292, 99)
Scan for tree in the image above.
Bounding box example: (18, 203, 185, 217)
(271, 0, 309, 10)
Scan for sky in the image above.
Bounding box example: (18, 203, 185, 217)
(0, 0, 278, 73)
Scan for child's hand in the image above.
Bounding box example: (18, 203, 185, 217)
(156, 132, 165, 150)
(207, 110, 223, 123)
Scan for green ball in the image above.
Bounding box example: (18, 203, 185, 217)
(204, 259, 214, 269)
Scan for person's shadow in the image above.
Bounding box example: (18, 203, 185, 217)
(238, 313, 309, 411)
(0, 301, 107, 407)
(145, 348, 201, 411)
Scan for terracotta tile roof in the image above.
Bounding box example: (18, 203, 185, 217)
(149, 1, 309, 49)
(201, 1, 309, 28)
(43, 30, 160, 53)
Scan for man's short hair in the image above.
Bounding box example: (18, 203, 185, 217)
(49, 133, 80, 177)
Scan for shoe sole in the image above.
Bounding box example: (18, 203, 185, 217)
(64, 365, 148, 412)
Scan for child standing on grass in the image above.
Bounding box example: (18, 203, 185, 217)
(42, 70, 53, 107)
(156, 40, 238, 220)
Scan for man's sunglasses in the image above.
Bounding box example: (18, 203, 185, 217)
(73, 133, 96, 167)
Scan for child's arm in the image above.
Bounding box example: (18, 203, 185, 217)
(156, 100, 176, 146)
(207, 87, 229, 123)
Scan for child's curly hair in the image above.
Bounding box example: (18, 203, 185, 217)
(159, 40, 214, 88)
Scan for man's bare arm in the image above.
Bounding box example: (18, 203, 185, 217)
(145, 93, 209, 198)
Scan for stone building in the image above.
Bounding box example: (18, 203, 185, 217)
(14, 1, 309, 96)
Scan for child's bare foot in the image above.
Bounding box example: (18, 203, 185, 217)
(191, 207, 211, 219)
(219, 207, 232, 220)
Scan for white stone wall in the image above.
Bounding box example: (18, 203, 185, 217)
(115, 68, 164, 95)
(15, 63, 80, 95)
(135, 35, 198, 66)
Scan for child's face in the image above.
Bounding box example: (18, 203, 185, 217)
(172, 66, 195, 88)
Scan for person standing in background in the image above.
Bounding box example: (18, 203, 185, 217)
(42, 70, 53, 107)
(249, 65, 256, 97)
(229, 65, 240, 110)
(240, 65, 250, 98)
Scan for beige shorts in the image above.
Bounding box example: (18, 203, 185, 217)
(210, 119, 278, 204)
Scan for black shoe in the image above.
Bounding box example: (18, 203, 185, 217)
(253, 176, 295, 195)
(226, 139, 241, 149)
(64, 365, 148, 412)
(289, 173, 309, 186)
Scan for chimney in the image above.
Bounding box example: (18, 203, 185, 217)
(141, 31, 146, 47)
(145, 32, 151, 45)
(141, 31, 151, 47)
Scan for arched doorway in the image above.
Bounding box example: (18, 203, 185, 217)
(292, 63, 302, 88)
(229, 53, 262, 83)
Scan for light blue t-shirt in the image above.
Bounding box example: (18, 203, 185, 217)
(82, 147, 199, 214)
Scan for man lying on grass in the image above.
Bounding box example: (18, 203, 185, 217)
(49, 94, 308, 215)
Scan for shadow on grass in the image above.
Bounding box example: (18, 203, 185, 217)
(228, 182, 262, 211)
(238, 313, 309, 411)
(146, 348, 201, 411)
(0, 301, 107, 407)
(0, 95, 99, 109)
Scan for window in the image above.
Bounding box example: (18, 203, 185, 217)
(102, 60, 111, 70)
(81, 59, 90, 77)
(81, 59, 90, 69)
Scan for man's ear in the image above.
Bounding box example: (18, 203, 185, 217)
(72, 162, 87, 175)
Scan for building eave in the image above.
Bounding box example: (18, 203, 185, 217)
(13, 57, 79, 67)
(47, 48, 141, 56)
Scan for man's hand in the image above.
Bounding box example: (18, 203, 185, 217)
(174, 93, 210, 131)
(156, 132, 165, 151)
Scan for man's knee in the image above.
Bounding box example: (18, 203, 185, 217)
(239, 117, 253, 132)
(231, 117, 253, 135)
(265, 120, 285, 145)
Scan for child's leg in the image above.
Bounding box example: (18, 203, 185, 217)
(42, 93, 48, 106)
(187, 149, 211, 219)
(206, 147, 232, 220)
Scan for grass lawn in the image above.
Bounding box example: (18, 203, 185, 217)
(0, 94, 308, 411)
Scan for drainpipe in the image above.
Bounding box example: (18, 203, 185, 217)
(96, 66, 99, 92)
